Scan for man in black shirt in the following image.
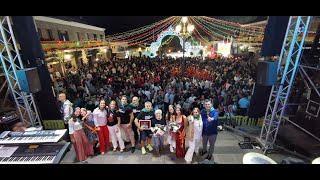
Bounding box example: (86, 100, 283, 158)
(130, 96, 144, 143)
(134, 101, 155, 155)
(119, 95, 135, 153)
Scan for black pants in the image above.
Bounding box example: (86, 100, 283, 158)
(131, 122, 139, 142)
(164, 102, 169, 114)
(64, 123, 71, 142)
(239, 108, 248, 116)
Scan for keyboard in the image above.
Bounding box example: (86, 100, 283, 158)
(0, 143, 70, 164)
(0, 129, 67, 144)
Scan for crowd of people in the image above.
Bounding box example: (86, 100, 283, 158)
(56, 55, 257, 163)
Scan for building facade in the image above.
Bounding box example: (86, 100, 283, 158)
(34, 16, 105, 42)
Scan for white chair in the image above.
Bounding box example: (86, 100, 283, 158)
(312, 157, 320, 164)
(243, 152, 277, 164)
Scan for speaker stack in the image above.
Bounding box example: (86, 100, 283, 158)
(16, 68, 42, 93)
(247, 16, 290, 118)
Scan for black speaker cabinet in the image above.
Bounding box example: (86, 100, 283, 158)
(16, 68, 42, 93)
(256, 61, 278, 86)
(261, 16, 290, 57)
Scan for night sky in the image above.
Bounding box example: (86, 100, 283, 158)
(67, 16, 171, 35)
(60, 16, 267, 35)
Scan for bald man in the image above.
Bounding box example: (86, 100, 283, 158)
(58, 92, 73, 142)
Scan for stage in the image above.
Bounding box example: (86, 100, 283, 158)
(60, 130, 292, 164)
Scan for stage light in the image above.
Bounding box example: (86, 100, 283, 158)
(182, 17, 188, 23)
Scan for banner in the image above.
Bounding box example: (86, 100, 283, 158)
(217, 42, 232, 57)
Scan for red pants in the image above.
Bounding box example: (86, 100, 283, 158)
(98, 125, 110, 153)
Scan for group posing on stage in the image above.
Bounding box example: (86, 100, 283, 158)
(59, 92, 219, 164)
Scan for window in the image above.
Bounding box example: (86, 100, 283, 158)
(74, 32, 80, 41)
(37, 28, 43, 39)
(100, 34, 103, 41)
(93, 34, 97, 41)
(86, 33, 90, 41)
(47, 29, 54, 40)
(58, 30, 69, 41)
(39, 28, 54, 41)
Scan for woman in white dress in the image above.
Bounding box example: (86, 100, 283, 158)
(165, 105, 176, 153)
(185, 107, 203, 164)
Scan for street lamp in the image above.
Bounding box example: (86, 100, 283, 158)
(175, 16, 194, 76)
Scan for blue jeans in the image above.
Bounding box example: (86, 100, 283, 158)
(140, 130, 152, 141)
(153, 136, 164, 152)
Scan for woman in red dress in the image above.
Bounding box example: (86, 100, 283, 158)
(174, 105, 187, 158)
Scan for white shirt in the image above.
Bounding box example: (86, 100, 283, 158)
(193, 118, 203, 139)
(185, 82, 190, 90)
(93, 108, 107, 126)
(69, 120, 83, 134)
(164, 93, 170, 103)
(112, 68, 116, 74)
(169, 94, 175, 105)
(188, 116, 203, 140)
(144, 90, 151, 100)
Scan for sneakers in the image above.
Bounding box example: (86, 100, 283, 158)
(101, 152, 105, 155)
(200, 150, 207, 156)
(146, 144, 153, 151)
(141, 147, 147, 155)
(113, 148, 117, 152)
(131, 146, 135, 153)
(120, 149, 124, 153)
(169, 145, 174, 153)
(186, 161, 192, 164)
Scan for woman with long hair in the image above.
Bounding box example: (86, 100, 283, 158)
(69, 107, 93, 163)
(107, 100, 125, 152)
(165, 105, 176, 153)
(174, 105, 187, 158)
(93, 99, 110, 154)
(80, 108, 99, 151)
(185, 108, 203, 164)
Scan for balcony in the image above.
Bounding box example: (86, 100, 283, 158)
(41, 40, 109, 52)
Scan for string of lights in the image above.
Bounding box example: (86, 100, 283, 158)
(105, 16, 176, 40)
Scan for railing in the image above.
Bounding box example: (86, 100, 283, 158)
(218, 115, 264, 127)
(41, 41, 109, 52)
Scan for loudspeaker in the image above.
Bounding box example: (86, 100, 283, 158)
(247, 85, 272, 118)
(261, 16, 290, 56)
(256, 61, 278, 86)
(17, 68, 42, 93)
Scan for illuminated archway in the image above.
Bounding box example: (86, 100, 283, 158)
(148, 26, 191, 58)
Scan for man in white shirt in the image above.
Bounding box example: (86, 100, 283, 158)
(58, 93, 73, 142)
(144, 89, 151, 100)
(188, 94, 196, 104)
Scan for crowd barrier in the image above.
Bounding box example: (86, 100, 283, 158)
(42, 120, 65, 130)
(218, 116, 264, 126)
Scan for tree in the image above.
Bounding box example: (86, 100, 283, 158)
(199, 49, 203, 57)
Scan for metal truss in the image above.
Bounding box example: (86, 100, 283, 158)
(0, 16, 41, 127)
(259, 16, 312, 152)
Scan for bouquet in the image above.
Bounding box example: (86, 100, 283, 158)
(168, 121, 181, 133)
(151, 124, 165, 137)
